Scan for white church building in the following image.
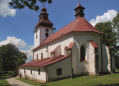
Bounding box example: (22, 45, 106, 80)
(18, 3, 115, 83)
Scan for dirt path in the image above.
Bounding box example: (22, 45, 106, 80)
(6, 77, 34, 86)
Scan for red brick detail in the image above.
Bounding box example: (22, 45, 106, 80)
(89, 41, 98, 48)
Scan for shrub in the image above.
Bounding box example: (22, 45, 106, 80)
(8, 71, 14, 75)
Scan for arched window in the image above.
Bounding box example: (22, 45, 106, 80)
(80, 45, 85, 61)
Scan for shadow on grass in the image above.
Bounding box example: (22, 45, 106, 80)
(95, 83, 119, 86)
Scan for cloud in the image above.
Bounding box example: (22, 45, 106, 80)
(20, 45, 34, 62)
(0, 0, 16, 17)
(0, 36, 26, 49)
(89, 10, 118, 26)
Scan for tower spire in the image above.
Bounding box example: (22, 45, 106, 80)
(74, 2, 85, 19)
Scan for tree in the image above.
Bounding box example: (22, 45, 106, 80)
(9, 0, 52, 11)
(95, 21, 119, 68)
(95, 21, 117, 47)
(112, 11, 119, 38)
(0, 43, 27, 71)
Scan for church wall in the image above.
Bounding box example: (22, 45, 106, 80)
(34, 27, 40, 48)
(34, 46, 47, 59)
(40, 27, 54, 44)
(102, 44, 111, 72)
(89, 43, 95, 75)
(33, 34, 73, 59)
(46, 56, 71, 81)
(19, 67, 46, 83)
(71, 44, 77, 75)
(73, 32, 102, 75)
(48, 34, 73, 57)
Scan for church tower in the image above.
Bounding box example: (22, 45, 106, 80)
(74, 3, 85, 19)
(34, 5, 55, 48)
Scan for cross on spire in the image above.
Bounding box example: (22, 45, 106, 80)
(43, 2, 45, 7)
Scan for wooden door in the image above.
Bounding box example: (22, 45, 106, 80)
(95, 55, 99, 74)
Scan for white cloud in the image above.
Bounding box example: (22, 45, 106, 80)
(20, 45, 34, 62)
(89, 10, 118, 26)
(0, 0, 16, 17)
(0, 36, 26, 49)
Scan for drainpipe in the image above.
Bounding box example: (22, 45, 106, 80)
(100, 38, 103, 72)
(44, 67, 48, 83)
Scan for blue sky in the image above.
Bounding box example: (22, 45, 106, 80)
(0, 0, 119, 62)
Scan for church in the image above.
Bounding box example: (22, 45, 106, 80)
(18, 3, 115, 83)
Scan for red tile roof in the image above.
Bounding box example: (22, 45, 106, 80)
(33, 17, 103, 51)
(19, 55, 70, 68)
(67, 42, 75, 49)
(89, 41, 98, 48)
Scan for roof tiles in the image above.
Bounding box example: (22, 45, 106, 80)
(19, 55, 70, 68)
(33, 17, 102, 51)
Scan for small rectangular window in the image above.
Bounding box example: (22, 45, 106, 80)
(31, 70, 32, 74)
(95, 55, 99, 61)
(38, 69, 40, 75)
(57, 68, 62, 75)
(37, 54, 38, 59)
(41, 53, 43, 59)
(95, 48, 98, 53)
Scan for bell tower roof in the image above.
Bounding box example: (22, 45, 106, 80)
(74, 3, 85, 19)
(35, 6, 53, 29)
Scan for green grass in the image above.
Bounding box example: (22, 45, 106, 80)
(0, 74, 11, 86)
(17, 73, 119, 86)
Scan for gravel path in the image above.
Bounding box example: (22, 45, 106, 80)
(6, 77, 34, 86)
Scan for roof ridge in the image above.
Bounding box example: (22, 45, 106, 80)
(73, 18, 81, 31)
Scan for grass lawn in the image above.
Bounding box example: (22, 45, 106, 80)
(17, 72, 119, 86)
(0, 74, 11, 86)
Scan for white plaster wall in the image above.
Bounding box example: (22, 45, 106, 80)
(102, 44, 111, 72)
(34, 46, 47, 60)
(73, 32, 102, 75)
(34, 27, 40, 48)
(89, 43, 95, 75)
(46, 56, 71, 81)
(112, 57, 115, 71)
(34, 34, 73, 59)
(40, 27, 54, 44)
(19, 67, 46, 82)
(55, 45, 61, 57)
(34, 27, 54, 48)
(48, 35, 73, 57)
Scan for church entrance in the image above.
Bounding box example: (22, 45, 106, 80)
(95, 55, 99, 75)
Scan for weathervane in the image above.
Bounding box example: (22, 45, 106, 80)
(43, 2, 45, 7)
(78, 0, 80, 3)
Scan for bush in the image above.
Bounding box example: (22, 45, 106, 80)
(8, 71, 14, 75)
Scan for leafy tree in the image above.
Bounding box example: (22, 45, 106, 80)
(95, 21, 119, 68)
(9, 0, 52, 11)
(0, 43, 27, 71)
(112, 11, 119, 38)
(95, 21, 117, 47)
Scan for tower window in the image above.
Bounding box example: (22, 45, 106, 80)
(80, 45, 85, 61)
(45, 33, 49, 37)
(57, 68, 62, 75)
(41, 53, 43, 59)
(38, 69, 40, 75)
(36, 34, 37, 39)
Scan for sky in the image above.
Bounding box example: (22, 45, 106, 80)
(0, 0, 119, 62)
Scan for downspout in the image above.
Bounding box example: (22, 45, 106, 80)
(44, 67, 48, 83)
(100, 38, 103, 72)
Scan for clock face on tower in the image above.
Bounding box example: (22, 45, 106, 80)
(45, 28, 49, 32)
